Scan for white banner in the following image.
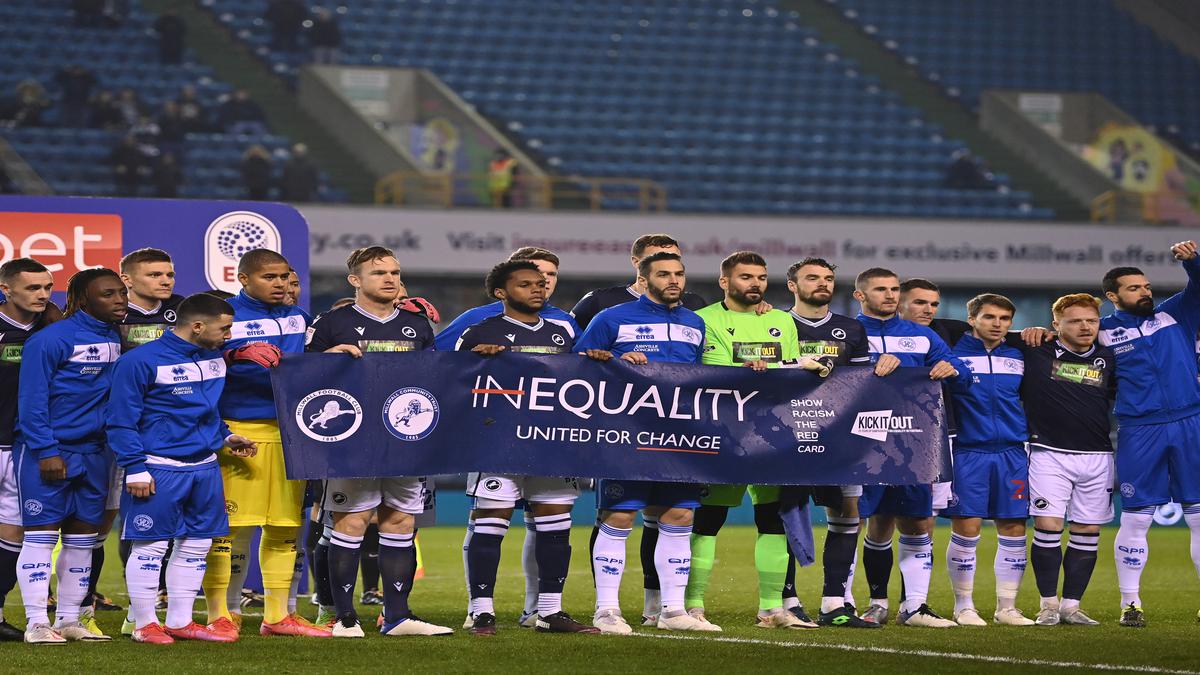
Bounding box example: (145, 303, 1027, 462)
(300, 206, 1188, 287)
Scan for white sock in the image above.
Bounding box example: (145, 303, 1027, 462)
(654, 523, 692, 614)
(642, 516, 660, 617)
(898, 533, 933, 613)
(167, 538, 212, 629)
(522, 512, 539, 616)
(593, 523, 630, 612)
(226, 526, 255, 615)
(127, 540, 168, 629)
(994, 534, 1027, 610)
(18, 531, 58, 626)
(55, 533, 97, 625)
(947, 532, 980, 613)
(843, 548, 858, 606)
(1115, 508, 1153, 607)
(1185, 505, 1200, 579)
(462, 519, 473, 614)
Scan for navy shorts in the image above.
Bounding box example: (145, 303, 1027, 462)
(121, 463, 229, 541)
(941, 446, 1029, 520)
(858, 484, 933, 519)
(596, 480, 702, 510)
(1116, 416, 1200, 509)
(16, 444, 111, 527)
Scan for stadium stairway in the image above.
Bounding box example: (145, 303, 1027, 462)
(141, 0, 375, 202)
(778, 0, 1091, 221)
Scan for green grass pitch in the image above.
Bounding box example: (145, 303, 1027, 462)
(3, 525, 1197, 673)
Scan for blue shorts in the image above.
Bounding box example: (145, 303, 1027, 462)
(942, 447, 1029, 519)
(858, 485, 933, 518)
(1116, 416, 1200, 509)
(121, 463, 229, 541)
(15, 444, 111, 527)
(596, 480, 701, 511)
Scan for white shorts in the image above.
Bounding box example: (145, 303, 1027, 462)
(106, 462, 123, 511)
(1028, 450, 1115, 525)
(466, 473, 579, 509)
(323, 476, 431, 515)
(0, 450, 20, 526)
(931, 481, 953, 511)
(841, 485, 864, 498)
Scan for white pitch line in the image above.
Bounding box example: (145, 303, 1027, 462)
(628, 632, 1200, 675)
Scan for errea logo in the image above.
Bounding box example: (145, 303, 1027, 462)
(636, 325, 654, 337)
(851, 410, 922, 442)
(244, 321, 265, 336)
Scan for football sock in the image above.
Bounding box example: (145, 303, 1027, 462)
(166, 538, 211, 629)
(1031, 527, 1063, 602)
(313, 526, 333, 609)
(379, 531, 416, 622)
(1115, 508, 1153, 607)
(18, 532, 58, 626)
(587, 519, 599, 582)
(225, 526, 254, 616)
(641, 515, 661, 615)
(753, 504, 789, 612)
(592, 522, 630, 611)
(202, 532, 234, 623)
(1062, 530, 1099, 602)
(522, 512, 539, 616)
(119, 538, 133, 566)
(994, 534, 1027, 610)
(0, 537, 20, 608)
(304, 517, 323, 590)
(127, 540, 167, 629)
(782, 547, 798, 609)
(360, 522, 380, 591)
(83, 532, 106, 607)
(462, 519, 474, 613)
(157, 540, 173, 594)
(1185, 505, 1200, 579)
(897, 533, 933, 614)
(843, 548, 858, 606)
(468, 517, 508, 616)
(327, 531, 364, 619)
(534, 513, 572, 616)
(685, 505, 726, 610)
(655, 523, 692, 613)
(863, 536, 892, 605)
(947, 532, 980, 613)
(260, 525, 299, 624)
(823, 517, 860, 611)
(55, 533, 96, 625)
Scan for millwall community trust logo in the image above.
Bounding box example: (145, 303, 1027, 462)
(850, 410, 923, 442)
(205, 211, 282, 294)
(383, 387, 440, 441)
(296, 389, 363, 442)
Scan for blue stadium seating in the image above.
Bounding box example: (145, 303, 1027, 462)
(202, 0, 1051, 218)
(0, 0, 340, 201)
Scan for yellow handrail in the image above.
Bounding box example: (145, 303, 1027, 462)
(375, 172, 668, 212)
(1090, 190, 1116, 222)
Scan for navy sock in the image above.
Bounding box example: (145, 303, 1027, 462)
(468, 518, 509, 608)
(862, 538, 893, 601)
(1063, 531, 1100, 601)
(0, 538, 20, 605)
(327, 531, 363, 619)
(1031, 528, 1064, 598)
(360, 523, 380, 591)
(640, 521, 660, 592)
(379, 532, 416, 622)
(783, 549, 797, 600)
(823, 531, 859, 598)
(534, 515, 572, 599)
(84, 543, 105, 606)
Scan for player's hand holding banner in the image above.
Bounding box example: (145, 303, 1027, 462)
(270, 352, 950, 485)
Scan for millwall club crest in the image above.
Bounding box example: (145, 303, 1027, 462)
(383, 387, 441, 441)
(295, 389, 363, 442)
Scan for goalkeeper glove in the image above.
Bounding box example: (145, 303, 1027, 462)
(224, 342, 282, 369)
(396, 296, 441, 324)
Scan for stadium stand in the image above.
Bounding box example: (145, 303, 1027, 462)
(0, 0, 339, 201)
(202, 0, 1052, 218)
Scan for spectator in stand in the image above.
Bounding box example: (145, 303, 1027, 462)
(111, 135, 144, 196)
(115, 88, 143, 129)
(944, 149, 997, 191)
(153, 152, 183, 198)
(153, 11, 187, 65)
(218, 89, 267, 134)
(176, 84, 209, 133)
(88, 90, 124, 130)
(280, 143, 320, 202)
(55, 65, 98, 128)
(309, 8, 341, 65)
(241, 145, 274, 200)
(265, 0, 308, 52)
(3, 81, 49, 128)
(156, 100, 187, 156)
(130, 115, 162, 161)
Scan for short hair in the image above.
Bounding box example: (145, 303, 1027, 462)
(65, 268, 121, 316)
(508, 246, 560, 268)
(237, 249, 289, 275)
(855, 267, 898, 290)
(330, 297, 355, 310)
(346, 246, 396, 275)
(1052, 293, 1102, 319)
(631, 234, 680, 258)
(0, 257, 49, 284)
(1102, 266, 1144, 295)
(786, 257, 836, 282)
(119, 247, 172, 274)
(486, 259, 541, 298)
(175, 292, 235, 324)
(967, 293, 1016, 317)
(637, 251, 683, 278)
(900, 278, 940, 294)
(720, 251, 767, 277)
(201, 289, 235, 299)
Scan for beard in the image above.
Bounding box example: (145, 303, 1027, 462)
(508, 298, 543, 315)
(730, 288, 763, 306)
(799, 291, 831, 307)
(1124, 297, 1155, 316)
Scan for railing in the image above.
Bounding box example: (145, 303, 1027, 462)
(374, 172, 668, 212)
(1091, 190, 1199, 225)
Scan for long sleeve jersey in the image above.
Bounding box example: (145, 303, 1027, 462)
(219, 290, 308, 420)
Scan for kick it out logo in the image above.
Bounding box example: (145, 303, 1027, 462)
(850, 410, 923, 442)
(204, 211, 282, 293)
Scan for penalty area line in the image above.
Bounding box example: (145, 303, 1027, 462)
(627, 632, 1200, 674)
